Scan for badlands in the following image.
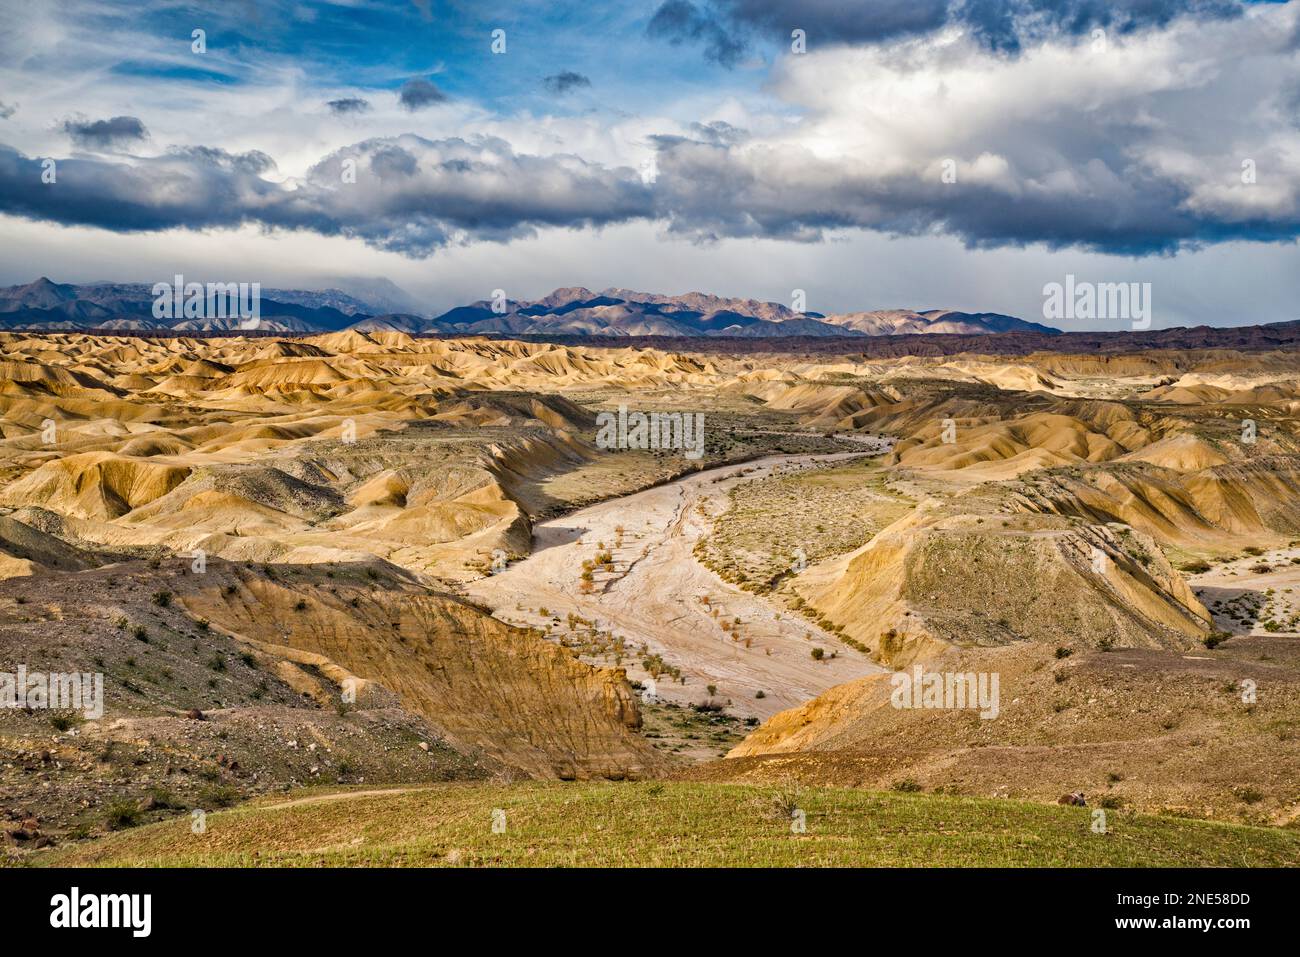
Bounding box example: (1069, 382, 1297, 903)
(2, 328, 1299, 861)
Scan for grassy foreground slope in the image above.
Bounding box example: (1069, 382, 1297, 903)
(44, 781, 1299, 867)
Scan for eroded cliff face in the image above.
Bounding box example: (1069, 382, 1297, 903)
(179, 567, 669, 781)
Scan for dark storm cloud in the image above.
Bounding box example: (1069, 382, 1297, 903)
(0, 144, 279, 232)
(304, 136, 655, 253)
(543, 71, 592, 95)
(4, 125, 1293, 259)
(727, 0, 948, 44)
(646, 0, 747, 67)
(649, 0, 1248, 62)
(398, 78, 447, 111)
(646, 133, 1300, 255)
(62, 115, 148, 149)
(327, 97, 371, 115)
(0, 102, 16, 120)
(0, 135, 653, 258)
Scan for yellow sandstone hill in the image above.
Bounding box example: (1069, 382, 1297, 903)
(0, 451, 191, 520)
(795, 506, 1209, 667)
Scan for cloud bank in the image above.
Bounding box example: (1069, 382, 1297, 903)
(0, 136, 652, 256)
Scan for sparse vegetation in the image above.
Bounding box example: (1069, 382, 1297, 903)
(103, 800, 142, 830)
(47, 781, 1300, 868)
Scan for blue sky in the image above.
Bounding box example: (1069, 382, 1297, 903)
(89, 2, 771, 121)
(0, 0, 1298, 327)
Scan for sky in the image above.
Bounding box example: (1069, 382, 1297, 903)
(0, 0, 1297, 328)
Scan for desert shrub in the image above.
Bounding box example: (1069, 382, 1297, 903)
(105, 800, 142, 830)
(148, 786, 181, 809)
(1204, 631, 1230, 649)
(49, 713, 80, 732)
(761, 780, 805, 821)
(202, 784, 239, 808)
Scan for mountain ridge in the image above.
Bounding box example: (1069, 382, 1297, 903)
(0, 278, 1060, 338)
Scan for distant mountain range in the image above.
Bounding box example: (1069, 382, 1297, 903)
(0, 278, 1060, 338)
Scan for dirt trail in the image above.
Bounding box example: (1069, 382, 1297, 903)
(261, 787, 429, 812)
(466, 439, 892, 720)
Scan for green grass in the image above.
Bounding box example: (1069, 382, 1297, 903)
(42, 781, 1300, 867)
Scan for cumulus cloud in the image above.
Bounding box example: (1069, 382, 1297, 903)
(398, 78, 447, 111)
(0, 135, 652, 257)
(304, 136, 654, 253)
(62, 115, 148, 149)
(649, 4, 1300, 253)
(327, 97, 370, 116)
(543, 71, 592, 95)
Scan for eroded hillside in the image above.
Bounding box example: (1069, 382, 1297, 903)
(3, 331, 1300, 848)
